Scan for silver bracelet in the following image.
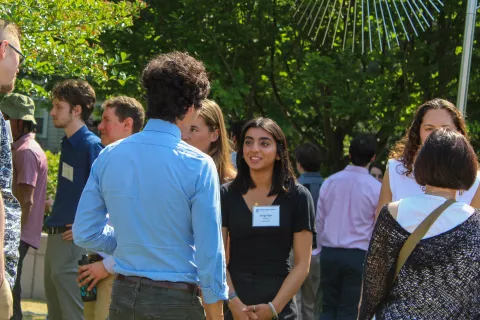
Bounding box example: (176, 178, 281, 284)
(268, 302, 279, 320)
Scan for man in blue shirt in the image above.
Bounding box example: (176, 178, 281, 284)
(44, 80, 103, 320)
(294, 142, 324, 320)
(74, 52, 228, 319)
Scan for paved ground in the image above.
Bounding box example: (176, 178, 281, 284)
(22, 299, 47, 320)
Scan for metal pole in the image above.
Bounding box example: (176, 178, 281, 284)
(457, 0, 477, 115)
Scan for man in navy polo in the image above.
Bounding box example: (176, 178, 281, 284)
(44, 79, 103, 320)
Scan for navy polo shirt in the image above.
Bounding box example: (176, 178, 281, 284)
(45, 125, 103, 227)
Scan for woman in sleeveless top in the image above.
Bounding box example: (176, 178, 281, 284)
(221, 118, 315, 320)
(359, 128, 480, 319)
(376, 98, 480, 215)
(184, 99, 236, 183)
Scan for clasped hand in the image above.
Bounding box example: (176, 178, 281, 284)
(230, 298, 273, 320)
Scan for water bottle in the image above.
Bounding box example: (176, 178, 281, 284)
(78, 255, 97, 302)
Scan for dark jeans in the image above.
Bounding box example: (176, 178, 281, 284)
(108, 277, 205, 320)
(11, 240, 31, 320)
(319, 247, 366, 320)
(225, 271, 297, 320)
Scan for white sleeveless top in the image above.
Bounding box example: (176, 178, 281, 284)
(388, 158, 480, 205)
(397, 194, 475, 238)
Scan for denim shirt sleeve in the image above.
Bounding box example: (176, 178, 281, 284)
(191, 159, 228, 304)
(73, 154, 117, 255)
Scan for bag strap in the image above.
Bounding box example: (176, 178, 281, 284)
(393, 198, 456, 283)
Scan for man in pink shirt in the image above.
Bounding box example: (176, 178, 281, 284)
(0, 93, 47, 320)
(316, 134, 380, 320)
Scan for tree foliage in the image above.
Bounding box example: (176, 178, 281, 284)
(4, 1, 479, 174)
(0, 0, 145, 97)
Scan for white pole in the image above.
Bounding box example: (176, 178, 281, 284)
(457, 0, 477, 115)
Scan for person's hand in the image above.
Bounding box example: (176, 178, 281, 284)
(77, 261, 109, 291)
(45, 196, 54, 212)
(229, 298, 257, 320)
(243, 304, 272, 320)
(62, 224, 73, 241)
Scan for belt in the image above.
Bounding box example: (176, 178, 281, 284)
(46, 226, 71, 234)
(115, 274, 199, 294)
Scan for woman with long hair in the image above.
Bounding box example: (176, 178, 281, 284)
(376, 98, 480, 214)
(221, 118, 315, 320)
(359, 128, 480, 319)
(184, 99, 236, 183)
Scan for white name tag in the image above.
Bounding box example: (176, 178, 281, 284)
(62, 162, 74, 182)
(252, 205, 280, 227)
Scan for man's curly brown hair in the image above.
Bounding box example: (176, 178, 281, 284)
(51, 79, 96, 122)
(390, 98, 468, 177)
(142, 52, 210, 123)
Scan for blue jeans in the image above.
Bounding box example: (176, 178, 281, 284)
(108, 278, 205, 320)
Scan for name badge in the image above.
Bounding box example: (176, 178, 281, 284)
(62, 162, 74, 182)
(252, 205, 280, 227)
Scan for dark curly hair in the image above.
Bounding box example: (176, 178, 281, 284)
(231, 118, 296, 196)
(390, 98, 468, 177)
(142, 52, 210, 122)
(52, 79, 96, 122)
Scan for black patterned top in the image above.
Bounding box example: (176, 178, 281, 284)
(358, 206, 480, 320)
(0, 112, 21, 289)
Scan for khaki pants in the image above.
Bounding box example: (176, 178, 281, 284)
(84, 273, 115, 320)
(0, 280, 13, 320)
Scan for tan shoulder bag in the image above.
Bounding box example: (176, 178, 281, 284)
(392, 198, 456, 283)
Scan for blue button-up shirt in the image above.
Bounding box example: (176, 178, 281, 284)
(73, 119, 228, 304)
(298, 172, 324, 210)
(298, 172, 324, 249)
(45, 125, 103, 227)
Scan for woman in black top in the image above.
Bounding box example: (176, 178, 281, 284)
(222, 118, 315, 320)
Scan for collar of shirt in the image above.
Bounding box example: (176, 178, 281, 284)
(300, 172, 323, 179)
(344, 164, 369, 174)
(12, 132, 35, 150)
(63, 125, 89, 147)
(143, 119, 181, 139)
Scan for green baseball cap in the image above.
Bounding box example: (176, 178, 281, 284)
(0, 93, 36, 124)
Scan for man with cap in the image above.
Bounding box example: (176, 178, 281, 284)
(0, 93, 47, 320)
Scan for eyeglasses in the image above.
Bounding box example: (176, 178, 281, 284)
(8, 43, 26, 65)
